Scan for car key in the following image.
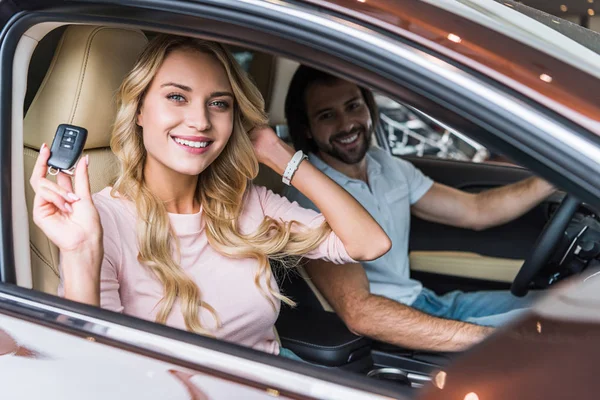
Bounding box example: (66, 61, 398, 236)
(47, 124, 88, 176)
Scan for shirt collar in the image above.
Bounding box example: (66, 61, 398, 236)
(366, 151, 382, 176)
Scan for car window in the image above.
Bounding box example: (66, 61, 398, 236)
(375, 93, 491, 162)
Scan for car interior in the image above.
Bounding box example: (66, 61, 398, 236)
(13, 23, 600, 388)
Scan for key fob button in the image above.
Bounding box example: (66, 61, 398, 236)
(47, 124, 87, 172)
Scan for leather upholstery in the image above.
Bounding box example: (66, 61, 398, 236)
(24, 26, 148, 150)
(266, 57, 299, 126)
(275, 264, 374, 368)
(276, 306, 371, 367)
(24, 26, 148, 293)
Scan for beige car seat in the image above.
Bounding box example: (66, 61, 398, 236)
(23, 26, 148, 294)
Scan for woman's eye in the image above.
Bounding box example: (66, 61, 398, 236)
(210, 100, 230, 110)
(167, 93, 186, 103)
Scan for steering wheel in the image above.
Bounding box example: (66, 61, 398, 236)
(511, 195, 580, 297)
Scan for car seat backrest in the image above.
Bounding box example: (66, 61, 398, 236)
(23, 25, 148, 294)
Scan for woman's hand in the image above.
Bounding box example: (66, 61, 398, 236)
(248, 126, 295, 173)
(30, 144, 103, 305)
(29, 144, 102, 253)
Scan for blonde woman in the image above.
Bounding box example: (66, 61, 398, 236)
(29, 35, 390, 358)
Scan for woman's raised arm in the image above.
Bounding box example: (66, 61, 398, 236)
(250, 127, 391, 261)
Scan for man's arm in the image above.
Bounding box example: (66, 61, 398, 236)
(305, 259, 492, 352)
(411, 177, 554, 231)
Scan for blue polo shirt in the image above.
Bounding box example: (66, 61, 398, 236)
(283, 147, 433, 305)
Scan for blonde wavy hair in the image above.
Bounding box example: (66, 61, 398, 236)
(110, 34, 331, 335)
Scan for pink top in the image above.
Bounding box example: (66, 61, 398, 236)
(60, 185, 353, 355)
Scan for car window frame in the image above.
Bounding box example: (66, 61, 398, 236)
(1, 0, 600, 395)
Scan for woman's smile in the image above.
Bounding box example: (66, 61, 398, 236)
(170, 134, 214, 154)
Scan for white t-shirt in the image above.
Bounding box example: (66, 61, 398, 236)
(283, 147, 433, 305)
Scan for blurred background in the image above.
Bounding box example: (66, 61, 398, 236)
(521, 0, 600, 29)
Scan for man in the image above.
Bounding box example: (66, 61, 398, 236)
(282, 66, 555, 352)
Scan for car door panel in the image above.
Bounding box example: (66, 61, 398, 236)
(403, 156, 548, 291)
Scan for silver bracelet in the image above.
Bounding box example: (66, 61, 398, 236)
(282, 150, 308, 186)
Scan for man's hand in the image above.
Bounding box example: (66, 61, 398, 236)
(305, 259, 493, 352)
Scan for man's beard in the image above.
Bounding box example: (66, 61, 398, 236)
(319, 126, 371, 165)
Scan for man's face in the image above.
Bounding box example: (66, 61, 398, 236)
(305, 80, 372, 165)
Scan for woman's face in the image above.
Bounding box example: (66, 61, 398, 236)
(137, 48, 234, 177)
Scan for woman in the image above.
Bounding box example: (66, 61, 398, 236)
(29, 35, 390, 356)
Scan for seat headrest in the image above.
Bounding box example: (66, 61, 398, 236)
(24, 26, 148, 150)
(266, 58, 299, 127)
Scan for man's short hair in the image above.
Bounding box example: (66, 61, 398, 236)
(284, 65, 379, 154)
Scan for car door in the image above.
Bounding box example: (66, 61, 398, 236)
(0, 307, 285, 400)
(407, 156, 549, 293)
(1, 285, 405, 400)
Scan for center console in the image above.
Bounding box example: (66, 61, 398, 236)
(274, 267, 452, 388)
(276, 307, 373, 372)
(276, 306, 451, 388)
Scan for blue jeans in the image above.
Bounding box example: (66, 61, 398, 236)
(279, 347, 305, 361)
(411, 287, 538, 327)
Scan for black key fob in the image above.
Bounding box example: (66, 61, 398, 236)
(47, 124, 87, 175)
